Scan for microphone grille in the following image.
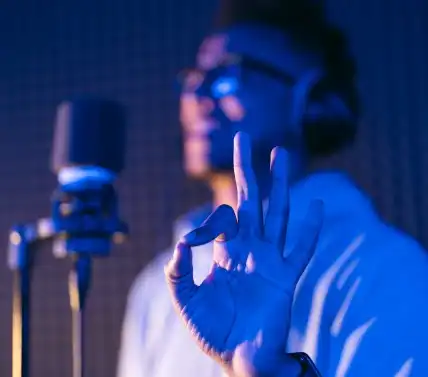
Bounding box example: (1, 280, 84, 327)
(51, 97, 127, 174)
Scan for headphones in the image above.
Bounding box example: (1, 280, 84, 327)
(292, 69, 355, 133)
(179, 53, 356, 133)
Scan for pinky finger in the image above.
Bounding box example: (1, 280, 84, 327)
(285, 200, 324, 282)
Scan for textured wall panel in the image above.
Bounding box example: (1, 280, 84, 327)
(0, 1, 426, 376)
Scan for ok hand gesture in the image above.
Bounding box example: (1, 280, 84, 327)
(165, 132, 323, 376)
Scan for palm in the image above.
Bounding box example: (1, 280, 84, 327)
(184, 248, 290, 358)
(165, 132, 323, 375)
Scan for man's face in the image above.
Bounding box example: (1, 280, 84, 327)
(179, 26, 315, 179)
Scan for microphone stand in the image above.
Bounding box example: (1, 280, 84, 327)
(8, 226, 32, 377)
(68, 256, 91, 377)
(7, 182, 128, 377)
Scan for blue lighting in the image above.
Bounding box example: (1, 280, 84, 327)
(211, 76, 239, 98)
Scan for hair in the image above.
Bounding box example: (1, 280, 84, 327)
(214, 0, 360, 157)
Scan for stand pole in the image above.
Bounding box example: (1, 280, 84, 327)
(12, 269, 31, 377)
(9, 228, 32, 377)
(68, 255, 91, 377)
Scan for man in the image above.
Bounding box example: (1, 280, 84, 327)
(118, 0, 428, 376)
(165, 132, 428, 377)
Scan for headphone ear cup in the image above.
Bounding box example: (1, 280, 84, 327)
(291, 69, 324, 129)
(306, 77, 354, 123)
(302, 117, 356, 156)
(307, 76, 328, 101)
(303, 78, 357, 156)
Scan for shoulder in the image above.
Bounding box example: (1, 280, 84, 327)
(330, 223, 428, 375)
(347, 216, 428, 297)
(336, 220, 428, 335)
(332, 207, 428, 271)
(377, 224, 428, 311)
(365, 221, 428, 271)
(325, 213, 428, 330)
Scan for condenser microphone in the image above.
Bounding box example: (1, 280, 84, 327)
(8, 97, 129, 377)
(51, 98, 128, 377)
(50, 98, 128, 256)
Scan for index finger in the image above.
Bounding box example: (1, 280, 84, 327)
(233, 132, 263, 237)
(181, 205, 238, 246)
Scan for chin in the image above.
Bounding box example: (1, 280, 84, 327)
(184, 154, 211, 179)
(184, 155, 234, 181)
(183, 139, 210, 178)
(183, 138, 234, 179)
(185, 167, 211, 180)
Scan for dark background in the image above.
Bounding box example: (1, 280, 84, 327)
(0, 0, 426, 376)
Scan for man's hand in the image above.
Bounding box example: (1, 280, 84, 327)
(165, 132, 323, 377)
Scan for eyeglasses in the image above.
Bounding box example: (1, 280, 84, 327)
(177, 53, 297, 99)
